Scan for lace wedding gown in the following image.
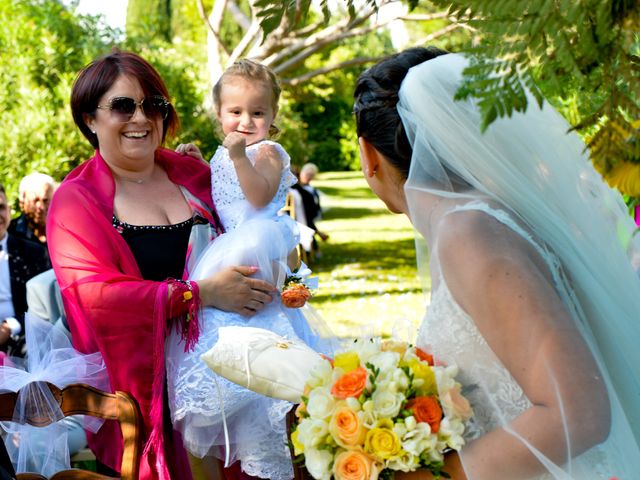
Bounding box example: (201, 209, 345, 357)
(166, 141, 323, 480)
(416, 203, 614, 480)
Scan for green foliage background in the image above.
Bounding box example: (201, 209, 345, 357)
(0, 0, 109, 200)
(0, 0, 471, 203)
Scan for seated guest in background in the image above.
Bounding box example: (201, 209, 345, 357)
(298, 163, 324, 223)
(290, 164, 328, 259)
(26, 268, 69, 338)
(0, 183, 50, 360)
(9, 172, 55, 249)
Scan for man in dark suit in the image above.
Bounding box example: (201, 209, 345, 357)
(0, 183, 50, 358)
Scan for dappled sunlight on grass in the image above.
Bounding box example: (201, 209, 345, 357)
(305, 172, 430, 339)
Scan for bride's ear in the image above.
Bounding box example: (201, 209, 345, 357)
(358, 137, 381, 178)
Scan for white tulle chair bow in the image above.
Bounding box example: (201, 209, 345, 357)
(0, 314, 109, 476)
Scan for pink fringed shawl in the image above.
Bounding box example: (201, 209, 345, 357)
(47, 149, 221, 479)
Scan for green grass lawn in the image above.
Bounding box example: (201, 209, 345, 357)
(305, 171, 429, 339)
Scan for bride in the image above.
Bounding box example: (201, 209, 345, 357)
(354, 47, 640, 479)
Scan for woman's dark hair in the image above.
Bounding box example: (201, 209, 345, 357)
(71, 49, 179, 149)
(354, 46, 448, 180)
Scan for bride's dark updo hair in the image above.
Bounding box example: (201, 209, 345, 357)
(354, 46, 448, 180)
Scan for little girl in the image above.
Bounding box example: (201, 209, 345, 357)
(166, 59, 328, 480)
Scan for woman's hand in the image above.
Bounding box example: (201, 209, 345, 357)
(198, 265, 277, 316)
(176, 143, 205, 163)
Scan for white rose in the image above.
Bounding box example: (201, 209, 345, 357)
(304, 447, 333, 480)
(351, 339, 381, 364)
(368, 351, 400, 373)
(435, 365, 459, 392)
(438, 417, 466, 451)
(346, 396, 361, 411)
(371, 388, 404, 418)
(307, 359, 333, 388)
(377, 367, 409, 391)
(393, 421, 408, 439)
(401, 423, 433, 456)
(392, 368, 410, 390)
(307, 388, 336, 420)
(386, 451, 420, 473)
(297, 418, 329, 449)
(362, 399, 374, 413)
(404, 415, 417, 431)
(362, 410, 378, 430)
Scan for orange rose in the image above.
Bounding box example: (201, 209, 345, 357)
(281, 282, 312, 308)
(331, 367, 368, 399)
(329, 405, 367, 448)
(333, 449, 379, 480)
(415, 347, 434, 366)
(406, 396, 442, 433)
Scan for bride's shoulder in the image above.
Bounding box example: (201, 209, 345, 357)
(436, 206, 545, 299)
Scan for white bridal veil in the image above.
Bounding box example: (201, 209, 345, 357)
(399, 54, 640, 478)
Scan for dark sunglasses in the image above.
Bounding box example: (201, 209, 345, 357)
(96, 96, 170, 122)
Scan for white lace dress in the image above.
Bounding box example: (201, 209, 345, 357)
(416, 204, 613, 479)
(166, 141, 322, 480)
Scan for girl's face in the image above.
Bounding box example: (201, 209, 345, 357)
(217, 77, 276, 146)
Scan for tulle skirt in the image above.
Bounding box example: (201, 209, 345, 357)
(166, 216, 331, 480)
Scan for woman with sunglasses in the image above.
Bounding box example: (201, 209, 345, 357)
(47, 50, 276, 480)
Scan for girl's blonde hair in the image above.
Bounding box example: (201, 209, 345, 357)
(213, 59, 281, 137)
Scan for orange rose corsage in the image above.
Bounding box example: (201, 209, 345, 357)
(281, 274, 313, 308)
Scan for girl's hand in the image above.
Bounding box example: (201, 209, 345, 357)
(223, 132, 247, 161)
(176, 143, 205, 162)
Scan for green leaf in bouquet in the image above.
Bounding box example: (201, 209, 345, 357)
(424, 460, 451, 479)
(400, 408, 413, 418)
(379, 468, 395, 480)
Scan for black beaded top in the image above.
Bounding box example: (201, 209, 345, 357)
(113, 216, 193, 281)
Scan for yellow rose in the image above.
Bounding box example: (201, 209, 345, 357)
(290, 429, 304, 456)
(333, 449, 379, 480)
(407, 359, 437, 396)
(329, 404, 368, 448)
(364, 422, 402, 460)
(334, 351, 361, 373)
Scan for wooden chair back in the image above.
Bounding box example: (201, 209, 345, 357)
(282, 191, 311, 266)
(282, 191, 297, 220)
(0, 382, 143, 480)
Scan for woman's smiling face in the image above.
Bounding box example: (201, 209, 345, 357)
(87, 74, 164, 165)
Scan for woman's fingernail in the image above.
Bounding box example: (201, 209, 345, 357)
(249, 266, 259, 273)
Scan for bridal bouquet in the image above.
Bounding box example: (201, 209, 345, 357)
(290, 339, 473, 480)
